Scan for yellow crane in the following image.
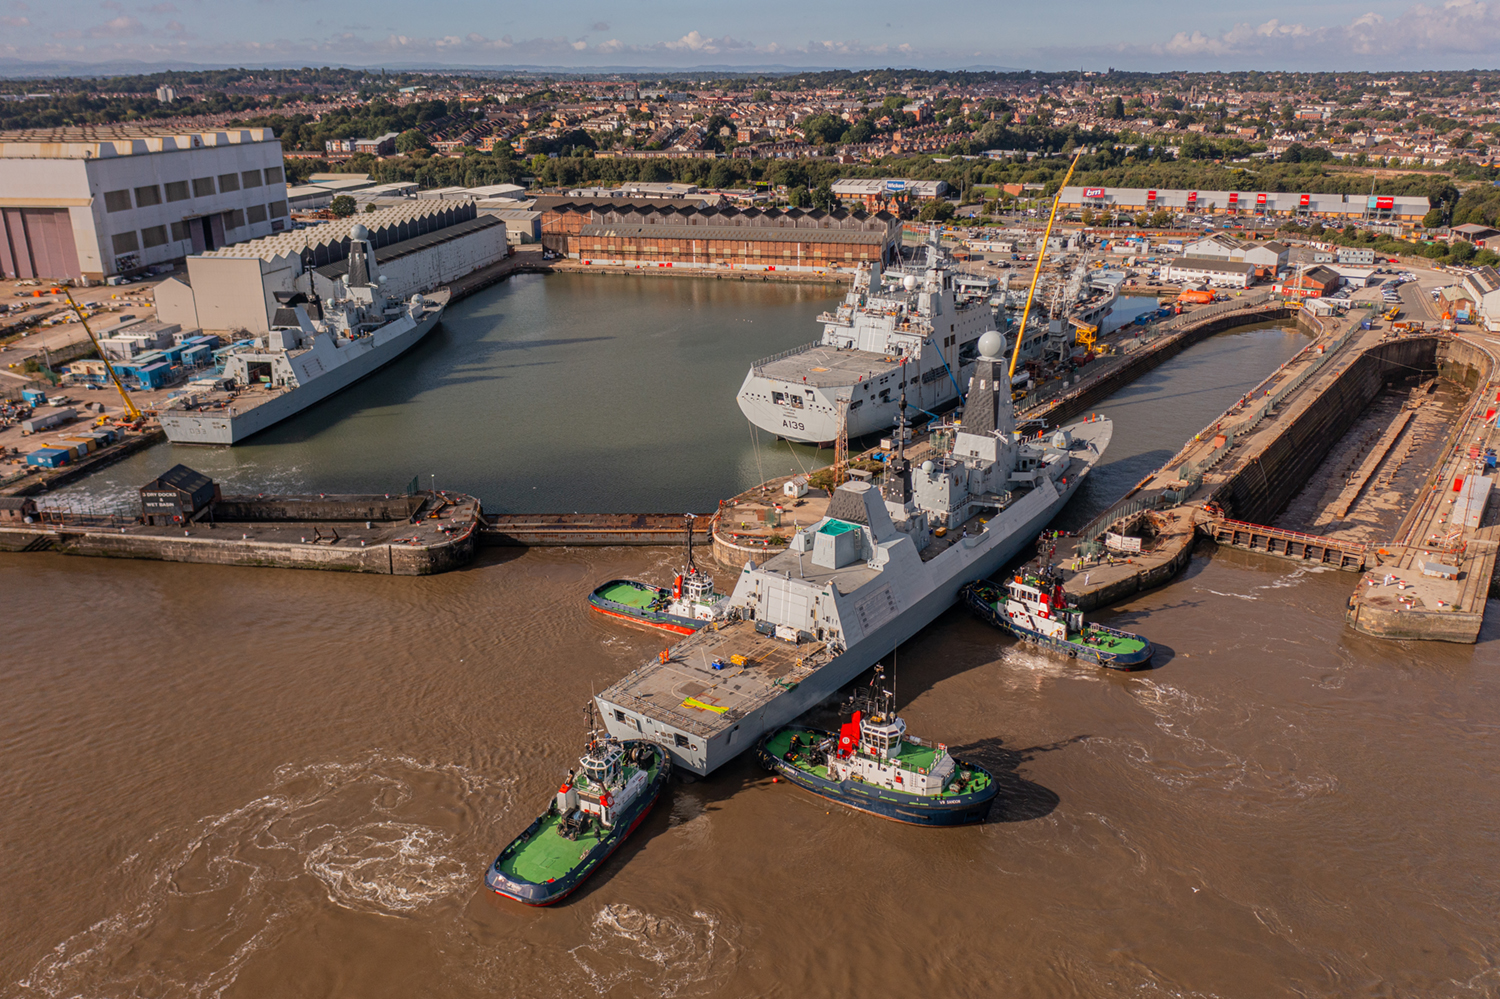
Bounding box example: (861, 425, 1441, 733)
(59, 288, 144, 427)
(1009, 151, 1084, 380)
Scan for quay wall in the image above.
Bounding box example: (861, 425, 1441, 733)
(0, 524, 474, 574)
(212, 494, 422, 523)
(1214, 336, 1442, 525)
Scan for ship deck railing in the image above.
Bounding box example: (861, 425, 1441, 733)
(750, 341, 820, 374)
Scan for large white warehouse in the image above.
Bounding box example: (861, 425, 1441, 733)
(0, 126, 289, 282)
(156, 200, 506, 333)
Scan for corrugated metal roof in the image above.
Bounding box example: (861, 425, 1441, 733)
(313, 215, 504, 278)
(579, 223, 888, 245)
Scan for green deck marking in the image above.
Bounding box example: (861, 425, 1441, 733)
(599, 582, 661, 610)
(498, 814, 605, 883)
(498, 759, 658, 883)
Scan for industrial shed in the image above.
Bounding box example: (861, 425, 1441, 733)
(140, 464, 219, 525)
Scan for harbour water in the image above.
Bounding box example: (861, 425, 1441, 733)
(54, 273, 845, 514)
(7, 277, 1497, 998)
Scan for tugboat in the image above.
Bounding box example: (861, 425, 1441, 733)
(485, 708, 671, 906)
(960, 563, 1153, 670)
(756, 669, 998, 826)
(588, 514, 728, 635)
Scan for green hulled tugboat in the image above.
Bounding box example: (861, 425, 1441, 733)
(485, 708, 671, 906)
(756, 670, 997, 826)
(588, 514, 728, 636)
(961, 563, 1153, 669)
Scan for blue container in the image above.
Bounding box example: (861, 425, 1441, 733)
(25, 447, 69, 468)
(22, 388, 46, 406)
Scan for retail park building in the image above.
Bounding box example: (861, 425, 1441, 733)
(1058, 186, 1430, 224)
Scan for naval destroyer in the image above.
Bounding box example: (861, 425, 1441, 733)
(158, 224, 446, 445)
(597, 330, 1112, 775)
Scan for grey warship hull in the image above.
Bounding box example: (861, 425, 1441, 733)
(159, 292, 446, 445)
(598, 415, 1113, 776)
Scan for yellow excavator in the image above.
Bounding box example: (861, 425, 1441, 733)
(60, 288, 145, 430)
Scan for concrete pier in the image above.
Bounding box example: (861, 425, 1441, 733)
(0, 491, 480, 575)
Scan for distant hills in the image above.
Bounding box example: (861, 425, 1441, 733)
(0, 57, 1027, 79)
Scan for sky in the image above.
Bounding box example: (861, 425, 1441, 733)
(2, 0, 1499, 73)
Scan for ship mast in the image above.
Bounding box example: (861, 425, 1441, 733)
(683, 513, 697, 574)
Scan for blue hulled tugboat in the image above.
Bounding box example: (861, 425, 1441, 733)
(756, 670, 997, 826)
(588, 515, 727, 636)
(961, 561, 1153, 670)
(485, 707, 671, 905)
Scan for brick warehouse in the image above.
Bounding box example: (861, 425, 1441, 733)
(538, 201, 904, 274)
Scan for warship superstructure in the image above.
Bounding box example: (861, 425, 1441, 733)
(159, 224, 446, 445)
(598, 330, 1112, 775)
(736, 229, 992, 444)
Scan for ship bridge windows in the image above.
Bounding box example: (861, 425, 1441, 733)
(772, 391, 804, 409)
(674, 733, 691, 749)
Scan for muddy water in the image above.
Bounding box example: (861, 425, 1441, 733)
(6, 320, 1499, 998)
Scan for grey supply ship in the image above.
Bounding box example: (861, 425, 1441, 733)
(158, 224, 446, 445)
(736, 228, 992, 445)
(598, 330, 1112, 776)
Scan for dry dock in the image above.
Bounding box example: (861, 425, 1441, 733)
(1055, 301, 1500, 643)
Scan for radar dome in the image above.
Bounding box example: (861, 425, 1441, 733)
(978, 330, 1004, 359)
(409, 293, 425, 310)
(350, 224, 370, 241)
(921, 459, 934, 474)
(902, 274, 917, 291)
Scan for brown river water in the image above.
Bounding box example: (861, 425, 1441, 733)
(4, 278, 1498, 998)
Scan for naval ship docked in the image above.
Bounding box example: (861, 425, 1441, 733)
(597, 330, 1112, 775)
(158, 224, 447, 445)
(736, 229, 992, 445)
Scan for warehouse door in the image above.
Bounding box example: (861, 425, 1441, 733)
(0, 208, 80, 280)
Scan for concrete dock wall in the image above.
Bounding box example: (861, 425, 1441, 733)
(0, 522, 475, 574)
(212, 495, 421, 522)
(1215, 336, 1441, 524)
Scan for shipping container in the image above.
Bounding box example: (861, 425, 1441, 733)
(19, 408, 76, 433)
(25, 448, 69, 468)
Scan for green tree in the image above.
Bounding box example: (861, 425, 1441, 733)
(812, 182, 836, 212)
(395, 129, 430, 154)
(788, 185, 811, 208)
(1423, 207, 1446, 228)
(752, 89, 772, 102)
(1150, 209, 1173, 228)
(916, 200, 956, 222)
(329, 195, 357, 218)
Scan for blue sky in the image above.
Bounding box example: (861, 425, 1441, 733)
(3, 0, 1499, 71)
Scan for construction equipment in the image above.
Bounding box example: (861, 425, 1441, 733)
(1009, 151, 1083, 380)
(1071, 320, 1099, 353)
(832, 396, 850, 488)
(60, 288, 144, 429)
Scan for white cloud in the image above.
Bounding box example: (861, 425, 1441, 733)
(1, 13, 28, 24)
(1144, 0, 1500, 62)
